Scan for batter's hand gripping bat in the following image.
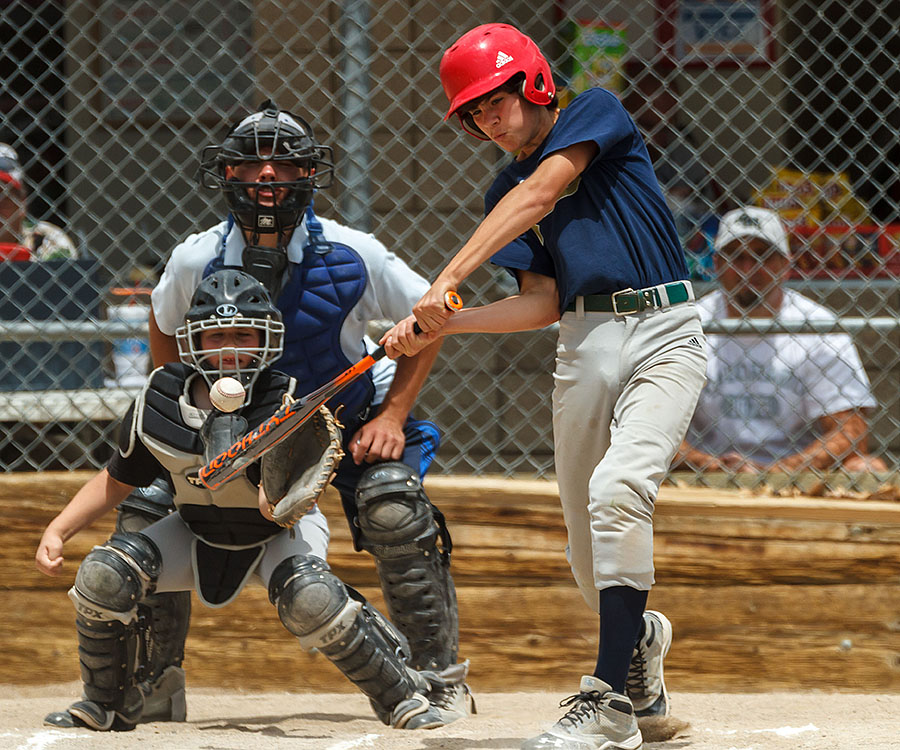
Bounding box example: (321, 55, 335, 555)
(197, 290, 463, 490)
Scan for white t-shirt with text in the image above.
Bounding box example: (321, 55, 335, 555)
(687, 289, 876, 464)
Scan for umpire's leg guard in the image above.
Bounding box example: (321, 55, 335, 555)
(115, 474, 188, 722)
(355, 462, 458, 671)
(45, 533, 161, 731)
(268, 554, 440, 729)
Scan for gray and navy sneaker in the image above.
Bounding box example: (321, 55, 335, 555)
(521, 675, 642, 750)
(626, 610, 673, 718)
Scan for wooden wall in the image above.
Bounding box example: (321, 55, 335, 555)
(3, 473, 898, 692)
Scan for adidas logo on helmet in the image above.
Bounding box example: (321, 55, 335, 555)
(495, 51, 514, 68)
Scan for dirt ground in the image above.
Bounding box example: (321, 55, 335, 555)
(1, 684, 898, 750)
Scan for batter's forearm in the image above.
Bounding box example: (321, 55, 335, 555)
(439, 270, 559, 335)
(439, 181, 559, 288)
(443, 295, 559, 334)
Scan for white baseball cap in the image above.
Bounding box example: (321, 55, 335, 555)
(714, 207, 790, 257)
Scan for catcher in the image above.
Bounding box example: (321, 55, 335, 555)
(35, 270, 445, 732)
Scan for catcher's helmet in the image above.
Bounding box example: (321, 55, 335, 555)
(176, 269, 285, 399)
(198, 100, 334, 234)
(440, 23, 555, 139)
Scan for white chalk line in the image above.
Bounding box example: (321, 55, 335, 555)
(706, 723, 819, 738)
(0, 729, 92, 750)
(324, 733, 381, 750)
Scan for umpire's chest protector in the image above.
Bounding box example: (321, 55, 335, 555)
(129, 364, 293, 546)
(203, 211, 376, 423)
(275, 240, 375, 421)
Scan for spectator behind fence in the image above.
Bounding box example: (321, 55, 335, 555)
(677, 206, 887, 474)
(0, 142, 77, 261)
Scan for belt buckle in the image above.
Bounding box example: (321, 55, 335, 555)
(641, 288, 662, 310)
(611, 288, 637, 315)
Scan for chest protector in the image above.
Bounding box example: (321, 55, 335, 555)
(205, 207, 375, 425)
(134, 363, 294, 547)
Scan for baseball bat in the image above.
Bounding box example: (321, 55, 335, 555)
(197, 290, 463, 490)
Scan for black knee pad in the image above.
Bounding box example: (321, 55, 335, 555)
(355, 462, 436, 548)
(268, 555, 352, 642)
(71, 533, 161, 623)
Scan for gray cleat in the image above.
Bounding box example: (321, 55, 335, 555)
(44, 689, 143, 732)
(412, 660, 476, 729)
(43, 709, 80, 729)
(368, 668, 443, 730)
(139, 665, 187, 722)
(521, 675, 642, 750)
(626, 610, 672, 718)
(409, 660, 475, 728)
(388, 692, 443, 729)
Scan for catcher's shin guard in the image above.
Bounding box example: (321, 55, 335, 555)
(116, 477, 189, 722)
(67, 615, 144, 730)
(268, 555, 434, 727)
(51, 533, 160, 731)
(355, 462, 459, 670)
(68, 532, 161, 625)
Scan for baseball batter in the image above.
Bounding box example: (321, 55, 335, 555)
(384, 24, 707, 750)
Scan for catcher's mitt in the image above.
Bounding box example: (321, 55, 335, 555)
(261, 404, 344, 527)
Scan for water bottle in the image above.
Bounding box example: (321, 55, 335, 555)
(105, 287, 151, 387)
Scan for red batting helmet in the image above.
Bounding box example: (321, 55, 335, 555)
(440, 23, 555, 138)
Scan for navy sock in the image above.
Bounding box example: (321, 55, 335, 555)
(593, 586, 648, 694)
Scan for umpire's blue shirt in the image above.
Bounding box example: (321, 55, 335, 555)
(487, 87, 690, 313)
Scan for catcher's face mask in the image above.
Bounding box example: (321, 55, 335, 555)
(176, 269, 285, 401)
(176, 317, 284, 400)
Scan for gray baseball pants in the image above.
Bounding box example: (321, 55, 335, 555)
(553, 302, 707, 610)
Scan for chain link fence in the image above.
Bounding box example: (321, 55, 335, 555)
(1, 0, 897, 488)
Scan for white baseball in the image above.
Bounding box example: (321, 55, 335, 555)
(209, 377, 246, 412)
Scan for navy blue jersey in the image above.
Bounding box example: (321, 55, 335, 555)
(487, 87, 689, 311)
